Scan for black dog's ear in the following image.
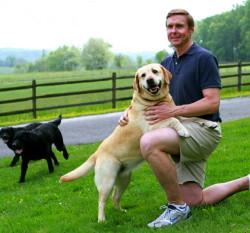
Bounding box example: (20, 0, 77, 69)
(9, 127, 15, 137)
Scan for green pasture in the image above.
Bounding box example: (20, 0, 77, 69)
(0, 65, 250, 126)
(0, 117, 249, 233)
(0, 69, 135, 125)
(0, 67, 14, 75)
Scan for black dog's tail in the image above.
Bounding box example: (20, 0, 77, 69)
(51, 115, 62, 126)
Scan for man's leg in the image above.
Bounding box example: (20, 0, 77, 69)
(202, 176, 249, 205)
(180, 176, 250, 206)
(140, 127, 183, 204)
(140, 128, 192, 228)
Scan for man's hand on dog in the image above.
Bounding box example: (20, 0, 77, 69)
(145, 102, 177, 125)
(119, 102, 177, 126)
(119, 106, 131, 126)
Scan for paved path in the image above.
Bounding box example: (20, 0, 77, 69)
(1, 96, 250, 158)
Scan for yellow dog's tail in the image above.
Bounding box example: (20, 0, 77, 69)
(59, 154, 96, 182)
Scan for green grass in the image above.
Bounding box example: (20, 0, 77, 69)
(0, 117, 249, 233)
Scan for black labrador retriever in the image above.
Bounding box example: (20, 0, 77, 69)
(0, 122, 42, 166)
(12, 115, 69, 183)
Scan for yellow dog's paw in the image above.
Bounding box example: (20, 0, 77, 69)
(177, 127, 190, 138)
(196, 120, 219, 129)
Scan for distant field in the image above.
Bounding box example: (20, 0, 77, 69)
(0, 65, 250, 126)
(0, 67, 15, 74)
(0, 69, 135, 125)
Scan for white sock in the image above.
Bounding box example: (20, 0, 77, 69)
(169, 203, 187, 211)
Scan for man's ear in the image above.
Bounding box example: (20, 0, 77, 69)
(160, 65, 172, 84)
(133, 73, 140, 92)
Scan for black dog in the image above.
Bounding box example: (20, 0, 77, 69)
(12, 115, 69, 183)
(0, 122, 42, 166)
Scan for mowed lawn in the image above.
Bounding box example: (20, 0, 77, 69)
(0, 117, 249, 233)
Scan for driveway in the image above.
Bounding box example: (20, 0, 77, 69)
(1, 96, 250, 158)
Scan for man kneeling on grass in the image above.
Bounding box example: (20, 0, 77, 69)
(119, 8, 250, 228)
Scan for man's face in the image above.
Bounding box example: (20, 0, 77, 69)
(166, 15, 194, 48)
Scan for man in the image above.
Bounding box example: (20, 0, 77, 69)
(119, 9, 250, 228)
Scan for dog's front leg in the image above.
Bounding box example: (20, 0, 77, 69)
(50, 150, 59, 166)
(19, 159, 28, 183)
(10, 153, 20, 167)
(46, 157, 54, 173)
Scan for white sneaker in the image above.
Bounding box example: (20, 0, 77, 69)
(147, 204, 192, 228)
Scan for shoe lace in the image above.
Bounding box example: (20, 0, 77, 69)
(154, 205, 171, 222)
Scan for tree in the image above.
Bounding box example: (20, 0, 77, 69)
(113, 54, 135, 68)
(136, 56, 143, 67)
(46, 46, 81, 71)
(238, 0, 250, 60)
(81, 38, 113, 70)
(193, 0, 249, 62)
(15, 45, 81, 72)
(155, 50, 169, 63)
(5, 56, 16, 67)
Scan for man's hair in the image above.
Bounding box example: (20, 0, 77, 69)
(166, 9, 194, 28)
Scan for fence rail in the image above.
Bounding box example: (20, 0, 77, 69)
(0, 61, 250, 119)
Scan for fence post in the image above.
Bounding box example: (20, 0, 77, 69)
(112, 72, 116, 108)
(32, 80, 37, 119)
(237, 60, 242, 92)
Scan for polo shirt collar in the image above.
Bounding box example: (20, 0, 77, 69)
(171, 42, 198, 58)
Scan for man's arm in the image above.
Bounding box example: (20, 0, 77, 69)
(145, 88, 220, 124)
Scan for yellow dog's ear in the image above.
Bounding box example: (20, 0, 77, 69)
(133, 72, 140, 92)
(160, 65, 172, 84)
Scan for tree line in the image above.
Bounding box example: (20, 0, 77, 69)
(10, 0, 250, 72)
(14, 39, 168, 73)
(193, 0, 250, 62)
(0, 56, 27, 67)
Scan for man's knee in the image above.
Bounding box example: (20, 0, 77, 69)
(140, 128, 180, 159)
(140, 133, 155, 160)
(180, 182, 203, 206)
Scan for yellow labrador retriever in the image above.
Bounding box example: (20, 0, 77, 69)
(59, 64, 192, 221)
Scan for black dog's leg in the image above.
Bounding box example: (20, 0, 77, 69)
(10, 153, 20, 167)
(46, 157, 54, 173)
(62, 147, 69, 160)
(19, 159, 28, 183)
(53, 130, 69, 160)
(50, 150, 59, 166)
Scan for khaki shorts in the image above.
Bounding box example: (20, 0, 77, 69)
(171, 119, 222, 187)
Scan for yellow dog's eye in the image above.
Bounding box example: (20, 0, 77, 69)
(141, 73, 146, 77)
(152, 69, 158, 74)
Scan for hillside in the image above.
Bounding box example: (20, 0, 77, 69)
(0, 48, 51, 62)
(120, 51, 157, 61)
(0, 48, 157, 63)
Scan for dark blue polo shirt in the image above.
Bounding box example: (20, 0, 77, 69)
(161, 43, 221, 122)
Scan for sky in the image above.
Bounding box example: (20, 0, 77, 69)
(0, 0, 246, 53)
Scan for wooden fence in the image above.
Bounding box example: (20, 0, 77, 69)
(0, 61, 250, 119)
